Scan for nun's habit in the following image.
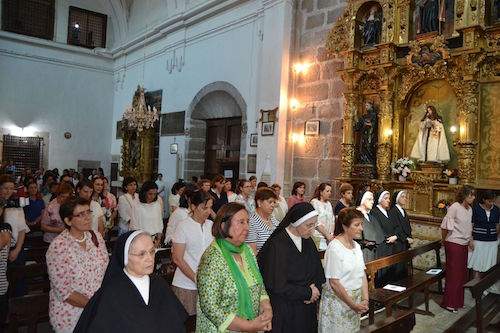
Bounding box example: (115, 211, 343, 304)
(388, 190, 412, 250)
(257, 202, 326, 333)
(356, 191, 386, 263)
(371, 190, 402, 286)
(389, 190, 413, 279)
(74, 230, 187, 333)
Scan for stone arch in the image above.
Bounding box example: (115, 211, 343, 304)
(184, 81, 248, 181)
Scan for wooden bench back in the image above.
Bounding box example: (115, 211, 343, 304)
(463, 264, 499, 298)
(365, 240, 442, 290)
(7, 292, 49, 333)
(7, 263, 49, 297)
(359, 310, 416, 333)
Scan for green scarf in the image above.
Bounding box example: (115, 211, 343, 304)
(216, 238, 263, 320)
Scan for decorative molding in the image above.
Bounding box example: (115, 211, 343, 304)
(0, 47, 113, 74)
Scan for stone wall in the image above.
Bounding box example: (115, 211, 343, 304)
(287, 0, 347, 198)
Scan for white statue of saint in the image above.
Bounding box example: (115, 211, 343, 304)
(410, 105, 450, 162)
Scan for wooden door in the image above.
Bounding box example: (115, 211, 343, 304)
(204, 117, 241, 183)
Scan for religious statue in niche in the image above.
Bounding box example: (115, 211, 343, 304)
(360, 5, 382, 46)
(410, 105, 450, 162)
(414, 0, 446, 34)
(354, 101, 378, 165)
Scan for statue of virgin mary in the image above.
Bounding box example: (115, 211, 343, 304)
(410, 105, 450, 162)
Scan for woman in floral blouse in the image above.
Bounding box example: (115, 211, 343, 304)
(46, 197, 109, 333)
(196, 203, 272, 332)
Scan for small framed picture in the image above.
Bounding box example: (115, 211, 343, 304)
(247, 154, 257, 173)
(304, 120, 320, 136)
(250, 133, 258, 147)
(261, 121, 275, 136)
(170, 143, 178, 154)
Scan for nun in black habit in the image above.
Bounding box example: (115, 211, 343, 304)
(257, 202, 326, 333)
(389, 190, 413, 279)
(371, 190, 403, 286)
(74, 230, 187, 333)
(355, 191, 386, 263)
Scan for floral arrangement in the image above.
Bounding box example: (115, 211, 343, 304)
(436, 199, 451, 210)
(443, 168, 459, 178)
(435, 198, 452, 216)
(391, 157, 415, 177)
(123, 86, 159, 132)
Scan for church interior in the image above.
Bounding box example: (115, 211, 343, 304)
(0, 0, 499, 332)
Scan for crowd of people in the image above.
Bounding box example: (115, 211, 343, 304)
(0, 163, 498, 332)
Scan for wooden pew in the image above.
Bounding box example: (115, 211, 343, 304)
(7, 263, 49, 297)
(7, 292, 49, 333)
(359, 310, 416, 333)
(365, 240, 444, 324)
(445, 264, 500, 333)
(24, 246, 48, 265)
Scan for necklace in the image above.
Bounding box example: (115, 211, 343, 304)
(73, 233, 87, 243)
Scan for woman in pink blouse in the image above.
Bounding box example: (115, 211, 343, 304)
(41, 182, 73, 244)
(287, 181, 306, 209)
(440, 185, 475, 312)
(46, 197, 109, 333)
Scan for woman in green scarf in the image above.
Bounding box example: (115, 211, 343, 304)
(197, 202, 272, 332)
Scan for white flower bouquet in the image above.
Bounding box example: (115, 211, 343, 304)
(391, 157, 415, 178)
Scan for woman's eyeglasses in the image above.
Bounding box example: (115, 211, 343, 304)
(129, 248, 156, 259)
(72, 209, 92, 218)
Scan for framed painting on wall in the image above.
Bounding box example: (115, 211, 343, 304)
(250, 133, 258, 147)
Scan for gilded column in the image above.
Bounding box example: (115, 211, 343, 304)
(376, 91, 393, 181)
(140, 127, 155, 183)
(397, 0, 411, 44)
(457, 81, 479, 184)
(341, 92, 357, 178)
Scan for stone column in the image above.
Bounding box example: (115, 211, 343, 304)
(341, 92, 357, 177)
(457, 81, 479, 184)
(376, 91, 393, 180)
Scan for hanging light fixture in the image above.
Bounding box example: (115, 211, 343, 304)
(122, 86, 159, 132)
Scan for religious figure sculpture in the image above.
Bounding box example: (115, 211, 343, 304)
(410, 105, 450, 162)
(414, 0, 446, 34)
(360, 5, 382, 46)
(354, 102, 378, 165)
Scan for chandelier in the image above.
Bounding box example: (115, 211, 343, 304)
(122, 85, 159, 132)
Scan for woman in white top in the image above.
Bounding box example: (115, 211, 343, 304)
(171, 190, 214, 316)
(224, 179, 238, 203)
(270, 183, 288, 222)
(310, 183, 335, 250)
(168, 181, 186, 214)
(236, 179, 256, 215)
(117, 177, 139, 236)
(164, 191, 190, 245)
(133, 181, 164, 246)
(319, 208, 369, 333)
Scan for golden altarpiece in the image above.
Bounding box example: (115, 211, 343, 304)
(120, 86, 158, 183)
(326, 0, 499, 221)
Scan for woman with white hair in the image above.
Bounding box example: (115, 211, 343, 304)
(74, 230, 187, 332)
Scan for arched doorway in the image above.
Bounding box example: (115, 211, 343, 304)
(185, 82, 247, 184)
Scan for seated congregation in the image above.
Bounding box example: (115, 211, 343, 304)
(0, 166, 498, 332)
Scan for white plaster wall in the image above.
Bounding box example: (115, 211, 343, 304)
(0, 36, 114, 172)
(111, 0, 265, 189)
(112, 0, 294, 188)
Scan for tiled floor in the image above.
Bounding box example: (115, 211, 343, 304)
(362, 289, 500, 332)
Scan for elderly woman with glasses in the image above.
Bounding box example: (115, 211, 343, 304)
(46, 198, 109, 333)
(74, 230, 187, 332)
